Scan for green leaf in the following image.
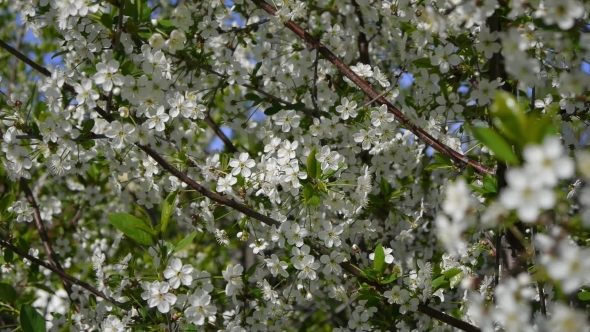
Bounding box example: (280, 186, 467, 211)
(360, 268, 379, 281)
(431, 275, 449, 292)
(220, 153, 229, 170)
(140, 1, 151, 21)
(490, 91, 526, 143)
(160, 191, 178, 234)
(20, 304, 46, 332)
(290, 103, 306, 111)
(4, 248, 14, 263)
(173, 231, 197, 254)
(302, 184, 321, 206)
(252, 62, 262, 76)
(425, 162, 453, 171)
(81, 119, 95, 135)
(264, 104, 282, 116)
(578, 291, 590, 301)
(158, 19, 175, 29)
(381, 273, 398, 284)
(379, 178, 392, 197)
(390, 187, 410, 199)
(120, 61, 135, 75)
(107, 213, 154, 246)
(244, 262, 259, 281)
(443, 267, 463, 279)
(307, 148, 321, 179)
(100, 12, 113, 28)
(433, 153, 452, 165)
(123, 0, 137, 20)
(470, 125, 519, 164)
(449, 270, 463, 288)
(355, 287, 381, 307)
(0, 283, 17, 303)
(244, 93, 261, 101)
(0, 194, 15, 215)
(412, 57, 432, 68)
(51, 49, 70, 60)
(482, 174, 498, 193)
(373, 244, 386, 274)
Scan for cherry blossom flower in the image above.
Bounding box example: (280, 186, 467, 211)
(163, 258, 194, 289)
(265, 254, 289, 278)
(351, 62, 373, 78)
(229, 152, 255, 177)
(222, 264, 244, 296)
(141, 281, 177, 313)
(166, 29, 186, 54)
(74, 79, 99, 109)
(185, 289, 217, 326)
(292, 254, 319, 280)
(522, 137, 574, 187)
(431, 43, 462, 73)
(318, 220, 343, 248)
(500, 168, 555, 222)
(93, 60, 124, 92)
(104, 121, 137, 149)
(145, 106, 169, 132)
(274, 110, 301, 132)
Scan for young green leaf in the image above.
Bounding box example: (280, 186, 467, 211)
(381, 273, 398, 284)
(470, 125, 519, 164)
(0, 194, 14, 215)
(578, 291, 590, 301)
(107, 213, 155, 246)
(307, 148, 321, 179)
(373, 244, 386, 274)
(173, 231, 197, 254)
(160, 191, 178, 234)
(20, 304, 46, 332)
(379, 178, 392, 197)
(482, 174, 498, 193)
(302, 184, 321, 206)
(0, 283, 17, 303)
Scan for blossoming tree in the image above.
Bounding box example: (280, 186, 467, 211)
(0, 0, 589, 331)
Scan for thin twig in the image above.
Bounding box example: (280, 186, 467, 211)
(217, 19, 270, 35)
(0, 239, 126, 309)
(0, 39, 51, 77)
(19, 179, 74, 301)
(106, 0, 125, 114)
(204, 114, 238, 153)
(311, 49, 320, 116)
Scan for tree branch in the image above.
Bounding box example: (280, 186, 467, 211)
(0, 39, 51, 77)
(250, 0, 495, 176)
(0, 239, 126, 309)
(19, 179, 74, 301)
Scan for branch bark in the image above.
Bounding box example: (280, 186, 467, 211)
(249, 0, 495, 176)
(0, 239, 126, 309)
(19, 179, 74, 301)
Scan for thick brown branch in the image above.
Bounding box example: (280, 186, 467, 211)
(250, 0, 494, 176)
